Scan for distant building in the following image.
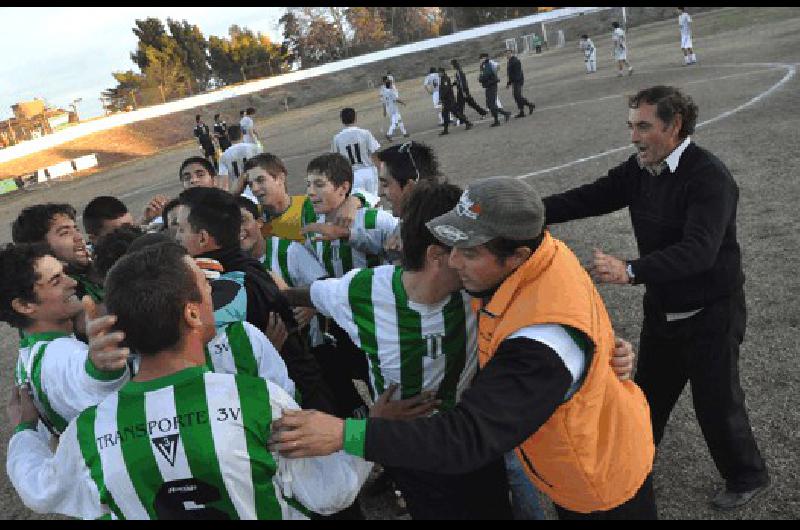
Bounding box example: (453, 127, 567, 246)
(0, 98, 75, 149)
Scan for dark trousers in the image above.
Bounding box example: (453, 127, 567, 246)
(456, 90, 487, 117)
(201, 142, 218, 171)
(554, 473, 658, 520)
(441, 102, 470, 132)
(484, 84, 510, 123)
(634, 287, 769, 492)
(386, 458, 512, 520)
(510, 81, 533, 112)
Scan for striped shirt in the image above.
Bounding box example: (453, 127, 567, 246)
(15, 332, 129, 435)
(8, 367, 372, 519)
(307, 208, 398, 278)
(310, 265, 477, 409)
(258, 236, 327, 288)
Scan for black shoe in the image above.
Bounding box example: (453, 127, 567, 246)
(514, 112, 526, 118)
(402, 133, 410, 138)
(439, 130, 449, 135)
(503, 111, 511, 123)
(490, 121, 501, 127)
(711, 481, 771, 511)
(464, 122, 473, 130)
(527, 103, 535, 114)
(479, 111, 489, 117)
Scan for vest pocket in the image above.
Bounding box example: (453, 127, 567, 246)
(518, 447, 554, 489)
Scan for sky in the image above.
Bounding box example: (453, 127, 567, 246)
(0, 7, 287, 122)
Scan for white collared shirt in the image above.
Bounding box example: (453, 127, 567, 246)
(664, 136, 692, 173)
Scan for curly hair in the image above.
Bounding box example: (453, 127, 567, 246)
(0, 243, 51, 329)
(12, 203, 76, 244)
(629, 85, 699, 139)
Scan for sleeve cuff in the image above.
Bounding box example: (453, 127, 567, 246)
(14, 421, 38, 434)
(343, 418, 367, 458)
(85, 357, 127, 381)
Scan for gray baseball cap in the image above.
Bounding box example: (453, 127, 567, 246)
(426, 176, 544, 248)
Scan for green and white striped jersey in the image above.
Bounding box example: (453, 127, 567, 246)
(306, 208, 398, 278)
(205, 320, 295, 398)
(258, 236, 326, 288)
(8, 367, 372, 520)
(14, 332, 129, 435)
(310, 265, 478, 409)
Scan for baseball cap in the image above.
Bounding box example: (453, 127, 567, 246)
(426, 177, 544, 248)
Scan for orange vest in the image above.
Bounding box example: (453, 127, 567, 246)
(474, 232, 654, 513)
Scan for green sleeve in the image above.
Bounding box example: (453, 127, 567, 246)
(343, 418, 367, 458)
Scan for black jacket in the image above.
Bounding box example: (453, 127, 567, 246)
(543, 142, 745, 312)
(439, 73, 457, 106)
(453, 68, 471, 96)
(478, 60, 499, 88)
(507, 55, 524, 84)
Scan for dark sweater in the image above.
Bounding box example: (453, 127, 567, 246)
(507, 55, 524, 84)
(543, 142, 744, 312)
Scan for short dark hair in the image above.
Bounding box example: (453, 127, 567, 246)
(401, 182, 462, 271)
(105, 242, 202, 356)
(178, 186, 242, 250)
(451, 59, 460, 68)
(12, 203, 77, 244)
(236, 195, 261, 221)
(160, 198, 181, 232)
(93, 224, 144, 279)
(0, 243, 51, 329)
(243, 152, 287, 177)
(307, 153, 353, 194)
(83, 196, 130, 237)
(483, 234, 544, 263)
(479, 52, 489, 58)
(377, 141, 439, 189)
(214, 113, 220, 120)
(429, 67, 437, 74)
(178, 157, 216, 182)
(628, 85, 699, 139)
(581, 34, 589, 39)
(128, 232, 174, 254)
(340, 107, 356, 125)
(246, 107, 256, 115)
(612, 22, 620, 28)
(227, 124, 243, 141)
(195, 114, 201, 121)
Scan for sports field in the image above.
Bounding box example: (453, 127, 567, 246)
(1, 7, 798, 519)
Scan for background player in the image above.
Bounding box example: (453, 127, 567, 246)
(678, 8, 698, 65)
(218, 124, 262, 202)
(423, 67, 443, 125)
(331, 108, 382, 196)
(580, 34, 597, 74)
(612, 22, 634, 76)
(381, 77, 409, 141)
(193, 114, 218, 171)
(213, 113, 231, 152)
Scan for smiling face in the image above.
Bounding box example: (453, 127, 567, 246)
(239, 207, 264, 255)
(379, 163, 410, 217)
(306, 170, 349, 215)
(13, 255, 83, 329)
(628, 102, 682, 167)
(45, 213, 90, 268)
(248, 167, 289, 217)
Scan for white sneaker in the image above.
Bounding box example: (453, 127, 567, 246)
(628, 67, 634, 76)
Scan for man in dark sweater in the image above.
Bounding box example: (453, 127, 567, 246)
(478, 52, 511, 127)
(450, 59, 487, 120)
(542, 85, 770, 510)
(505, 49, 535, 118)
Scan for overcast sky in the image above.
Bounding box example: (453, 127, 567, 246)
(0, 7, 286, 121)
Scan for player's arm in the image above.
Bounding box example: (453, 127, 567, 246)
(241, 321, 296, 397)
(348, 209, 399, 256)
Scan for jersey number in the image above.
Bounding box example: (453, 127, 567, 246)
(231, 158, 248, 179)
(345, 144, 363, 166)
(154, 478, 230, 519)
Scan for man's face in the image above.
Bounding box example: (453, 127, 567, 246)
(21, 255, 83, 325)
(185, 256, 217, 345)
(628, 103, 682, 167)
(92, 212, 135, 243)
(175, 205, 206, 257)
(181, 162, 215, 189)
(427, 245, 463, 293)
(45, 213, 90, 268)
(239, 207, 263, 255)
(378, 164, 408, 217)
(249, 167, 288, 216)
(448, 244, 519, 294)
(306, 170, 348, 215)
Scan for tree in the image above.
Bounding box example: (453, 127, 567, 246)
(346, 7, 391, 53)
(143, 39, 191, 102)
(101, 70, 147, 112)
(130, 18, 167, 71)
(166, 18, 211, 90)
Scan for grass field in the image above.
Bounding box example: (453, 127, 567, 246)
(1, 7, 798, 519)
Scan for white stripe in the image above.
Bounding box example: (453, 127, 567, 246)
(204, 372, 256, 519)
(95, 393, 149, 519)
(144, 387, 192, 482)
(371, 267, 401, 395)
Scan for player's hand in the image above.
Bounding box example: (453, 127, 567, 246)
(269, 409, 344, 458)
(590, 248, 629, 284)
(370, 384, 441, 420)
(611, 336, 635, 381)
(265, 312, 288, 351)
(7, 384, 39, 428)
(142, 195, 168, 223)
(267, 270, 290, 291)
(292, 307, 316, 329)
(85, 295, 130, 372)
(301, 222, 350, 242)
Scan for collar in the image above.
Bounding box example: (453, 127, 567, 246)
(637, 136, 692, 175)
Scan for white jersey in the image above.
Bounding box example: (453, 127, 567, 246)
(219, 142, 262, 202)
(679, 12, 692, 35)
(259, 236, 327, 288)
(423, 72, 440, 93)
(205, 320, 295, 397)
(580, 38, 596, 58)
(240, 116, 256, 144)
(310, 265, 478, 408)
(7, 368, 372, 519)
(380, 86, 400, 116)
(612, 27, 627, 59)
(15, 332, 130, 434)
(331, 127, 380, 172)
(306, 208, 398, 278)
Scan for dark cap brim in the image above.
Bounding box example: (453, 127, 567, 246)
(425, 209, 495, 248)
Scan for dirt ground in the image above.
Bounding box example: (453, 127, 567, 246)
(1, 7, 798, 519)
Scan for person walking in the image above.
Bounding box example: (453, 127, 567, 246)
(678, 8, 698, 65)
(505, 49, 535, 118)
(542, 85, 770, 510)
(450, 59, 488, 120)
(611, 22, 634, 76)
(438, 68, 473, 135)
(579, 35, 597, 74)
(478, 52, 511, 127)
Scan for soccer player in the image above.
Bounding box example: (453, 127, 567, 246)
(332, 108, 382, 196)
(179, 156, 219, 189)
(213, 113, 232, 152)
(380, 77, 408, 141)
(612, 22, 634, 76)
(1, 243, 128, 437)
(6, 241, 372, 520)
(240, 106, 260, 146)
(678, 8, 697, 65)
(478, 52, 512, 127)
(423, 67, 443, 125)
(12, 203, 103, 303)
(437, 68, 473, 135)
(193, 114, 218, 170)
(450, 59, 488, 120)
(218, 124, 262, 201)
(579, 34, 597, 74)
(82, 196, 136, 246)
